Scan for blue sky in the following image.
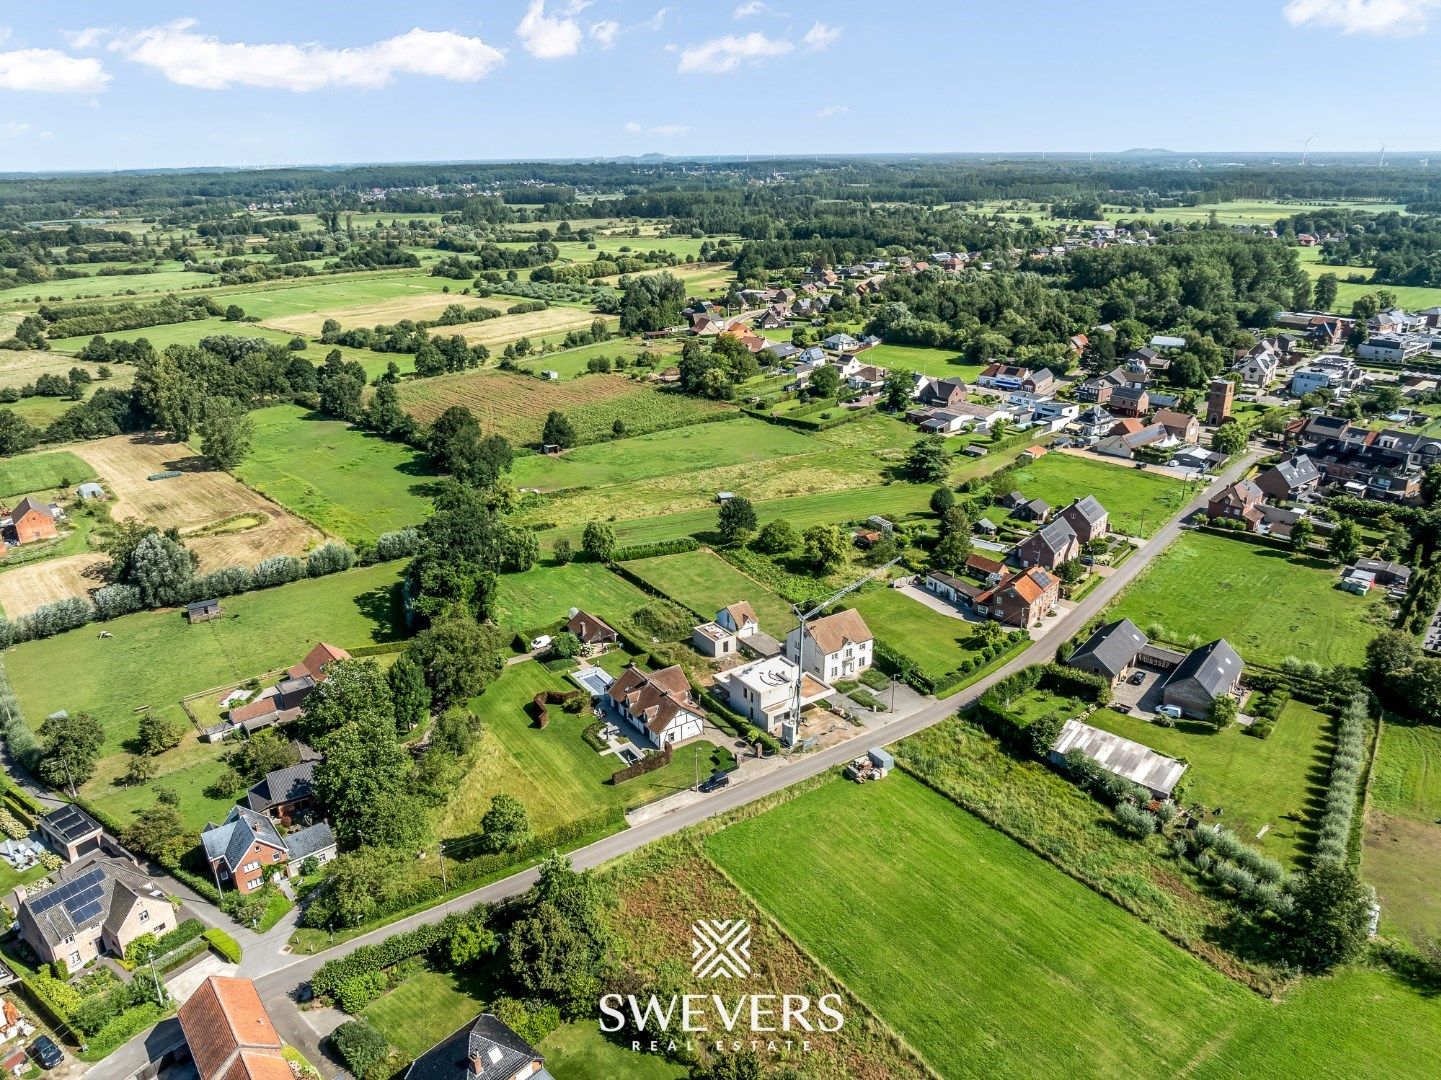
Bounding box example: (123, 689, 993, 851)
(0, 1, 1439, 171)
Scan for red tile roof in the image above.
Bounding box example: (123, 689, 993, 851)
(178, 977, 285, 1080)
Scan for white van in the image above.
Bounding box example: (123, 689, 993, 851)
(1156, 704, 1183, 720)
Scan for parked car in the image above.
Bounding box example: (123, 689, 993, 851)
(1156, 704, 1183, 719)
(529, 634, 552, 652)
(31, 1036, 62, 1070)
(698, 771, 732, 793)
(1128, 670, 1145, 685)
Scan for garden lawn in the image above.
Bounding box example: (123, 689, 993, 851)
(1107, 531, 1387, 668)
(223, 405, 439, 543)
(4, 562, 405, 830)
(707, 773, 1441, 1080)
(0, 450, 96, 498)
(361, 967, 493, 1062)
(850, 585, 983, 683)
(491, 561, 652, 636)
(859, 343, 989, 381)
(538, 1024, 687, 1080)
(511, 418, 817, 492)
(621, 548, 794, 633)
(1364, 718, 1441, 944)
(1087, 699, 1333, 865)
(439, 661, 721, 842)
(1007, 452, 1191, 538)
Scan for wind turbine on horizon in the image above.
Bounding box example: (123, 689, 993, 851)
(1298, 132, 1317, 166)
(1378, 141, 1389, 167)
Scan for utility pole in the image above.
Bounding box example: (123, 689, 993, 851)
(147, 949, 165, 1005)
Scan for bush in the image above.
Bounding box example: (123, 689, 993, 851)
(612, 536, 701, 562)
(307, 542, 355, 578)
(311, 922, 449, 998)
(374, 528, 420, 562)
(204, 927, 242, 963)
(1315, 694, 1369, 867)
(331, 1019, 390, 1079)
(92, 584, 143, 620)
(253, 554, 304, 588)
(335, 970, 388, 1014)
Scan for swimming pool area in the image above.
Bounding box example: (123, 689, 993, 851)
(571, 666, 615, 698)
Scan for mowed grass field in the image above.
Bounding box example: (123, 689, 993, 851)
(850, 585, 984, 683)
(0, 449, 96, 497)
(707, 773, 1441, 1080)
(4, 561, 405, 830)
(707, 775, 1255, 1079)
(1007, 452, 1192, 537)
(511, 418, 815, 491)
(453, 307, 617, 350)
(1365, 718, 1441, 944)
(222, 405, 439, 543)
(491, 560, 652, 635)
(858, 343, 989, 381)
(439, 660, 718, 843)
(1107, 531, 1387, 668)
(396, 370, 732, 446)
(1088, 699, 1333, 864)
(621, 548, 794, 633)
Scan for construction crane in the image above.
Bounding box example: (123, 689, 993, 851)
(784, 558, 901, 740)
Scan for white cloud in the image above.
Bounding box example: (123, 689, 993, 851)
(590, 19, 620, 47)
(62, 27, 108, 49)
(0, 47, 110, 92)
(677, 32, 792, 74)
(803, 21, 842, 51)
(816, 103, 848, 118)
(625, 120, 689, 136)
(517, 0, 583, 58)
(0, 120, 29, 136)
(1282, 0, 1440, 35)
(648, 8, 672, 30)
(110, 21, 504, 90)
(733, 1, 767, 16)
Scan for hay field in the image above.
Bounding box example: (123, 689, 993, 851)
(453, 308, 617, 349)
(259, 291, 472, 336)
(69, 434, 323, 569)
(0, 553, 107, 619)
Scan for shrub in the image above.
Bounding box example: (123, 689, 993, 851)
(335, 970, 389, 1014)
(307, 542, 355, 578)
(253, 555, 304, 588)
(331, 1019, 390, 1079)
(204, 927, 242, 963)
(1113, 802, 1156, 838)
(374, 528, 420, 562)
(92, 584, 143, 620)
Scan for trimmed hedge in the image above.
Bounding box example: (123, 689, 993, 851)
(312, 922, 450, 998)
(613, 536, 701, 562)
(204, 927, 242, 964)
(610, 744, 674, 785)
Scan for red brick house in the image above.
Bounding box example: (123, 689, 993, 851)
(10, 497, 58, 545)
(1208, 480, 1264, 529)
(201, 806, 334, 893)
(975, 567, 1060, 628)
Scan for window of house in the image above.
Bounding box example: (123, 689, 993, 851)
(246, 878, 260, 890)
(139, 910, 149, 923)
(242, 860, 261, 874)
(70, 952, 81, 965)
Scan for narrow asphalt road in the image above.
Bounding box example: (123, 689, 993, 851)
(87, 452, 1257, 1079)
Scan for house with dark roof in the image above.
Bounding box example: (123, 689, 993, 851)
(606, 665, 705, 748)
(36, 804, 106, 862)
(1253, 455, 1321, 501)
(178, 976, 292, 1080)
(1162, 639, 1243, 719)
(201, 806, 334, 893)
(1070, 406, 1116, 439)
(16, 855, 174, 968)
(1207, 480, 1264, 529)
(1108, 385, 1150, 418)
(1068, 619, 1148, 684)
(1015, 497, 1052, 523)
(405, 1013, 552, 1080)
(245, 761, 318, 824)
(564, 610, 618, 655)
(1015, 518, 1079, 571)
(1058, 496, 1109, 545)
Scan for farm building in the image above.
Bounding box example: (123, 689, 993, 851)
(1049, 718, 1188, 800)
(185, 599, 221, 624)
(76, 482, 105, 500)
(1161, 638, 1243, 719)
(3, 497, 60, 546)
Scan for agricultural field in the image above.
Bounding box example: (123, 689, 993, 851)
(490, 560, 653, 636)
(514, 337, 679, 381)
(1106, 531, 1388, 668)
(1087, 699, 1333, 864)
(396, 369, 731, 445)
(1364, 718, 1441, 944)
(706, 773, 1441, 1080)
(0, 449, 96, 498)
(1006, 451, 1193, 537)
(511, 418, 816, 492)
(219, 270, 454, 327)
(221, 405, 438, 543)
(3, 561, 405, 830)
(975, 198, 1406, 229)
(259, 289, 473, 336)
(0, 267, 210, 307)
(70, 433, 323, 571)
(1335, 279, 1441, 312)
(439, 660, 722, 843)
(48, 318, 303, 356)
(621, 548, 794, 633)
(453, 307, 617, 351)
(0, 552, 108, 620)
(0, 347, 126, 395)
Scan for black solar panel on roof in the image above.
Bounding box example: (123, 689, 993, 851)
(29, 869, 106, 919)
(71, 899, 103, 924)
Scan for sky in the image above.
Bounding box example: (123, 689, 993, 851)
(0, 0, 1440, 171)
